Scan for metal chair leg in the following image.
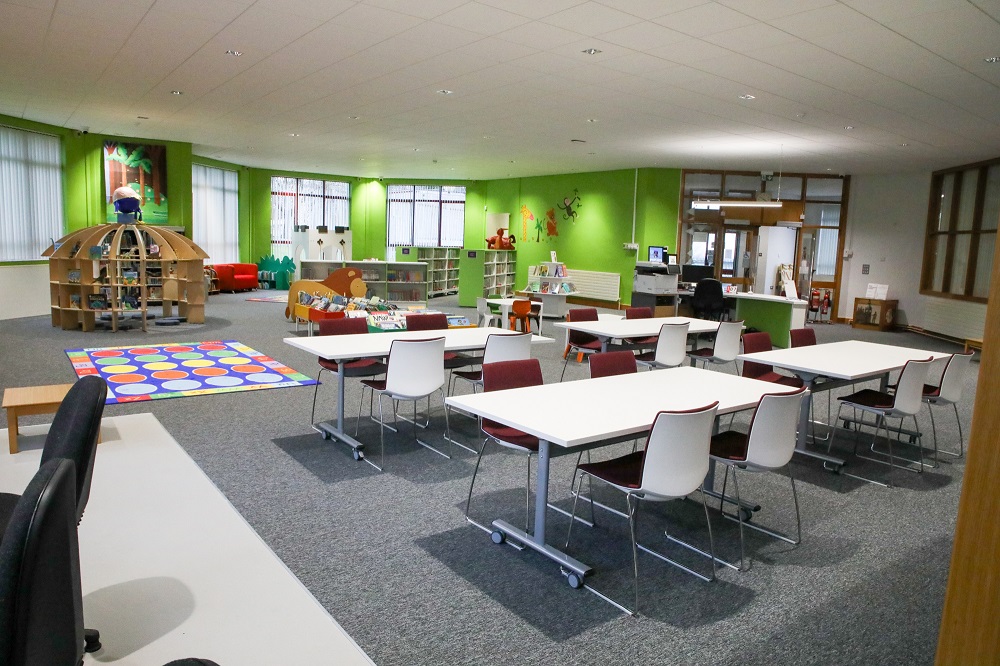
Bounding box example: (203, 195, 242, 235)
(310, 367, 325, 424)
(731, 468, 747, 571)
(465, 437, 489, 521)
(627, 494, 640, 616)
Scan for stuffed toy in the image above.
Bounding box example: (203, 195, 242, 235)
(486, 228, 516, 250)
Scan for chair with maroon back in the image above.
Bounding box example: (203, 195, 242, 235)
(310, 316, 386, 426)
(405, 313, 478, 370)
(624, 307, 658, 351)
(739, 332, 803, 387)
(560, 307, 602, 381)
(589, 350, 638, 379)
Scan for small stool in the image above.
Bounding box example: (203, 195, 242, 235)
(3, 384, 75, 454)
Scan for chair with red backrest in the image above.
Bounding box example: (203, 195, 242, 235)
(739, 332, 803, 387)
(636, 322, 690, 370)
(358, 337, 451, 471)
(624, 306, 658, 350)
(710, 388, 808, 571)
(449, 332, 532, 397)
(588, 350, 638, 379)
(788, 327, 817, 348)
(560, 307, 602, 381)
(687, 320, 742, 373)
(565, 402, 721, 615)
(465, 359, 545, 534)
(405, 312, 478, 370)
(508, 298, 533, 333)
(310, 316, 387, 426)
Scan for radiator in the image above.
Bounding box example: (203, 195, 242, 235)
(566, 269, 621, 303)
(923, 297, 986, 340)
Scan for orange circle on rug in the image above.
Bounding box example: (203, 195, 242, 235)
(231, 364, 265, 373)
(151, 370, 189, 380)
(163, 346, 194, 353)
(91, 350, 124, 357)
(198, 344, 227, 350)
(192, 367, 228, 377)
(107, 373, 147, 384)
(127, 348, 159, 355)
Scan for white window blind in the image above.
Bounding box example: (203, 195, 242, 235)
(270, 176, 350, 245)
(0, 125, 64, 262)
(386, 184, 465, 247)
(192, 164, 239, 264)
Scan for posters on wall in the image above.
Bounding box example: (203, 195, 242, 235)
(104, 141, 168, 223)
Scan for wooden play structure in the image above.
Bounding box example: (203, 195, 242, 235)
(285, 266, 368, 323)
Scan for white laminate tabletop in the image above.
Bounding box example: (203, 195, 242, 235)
(284, 327, 551, 360)
(738, 340, 950, 381)
(732, 292, 808, 306)
(445, 365, 800, 449)
(553, 316, 720, 339)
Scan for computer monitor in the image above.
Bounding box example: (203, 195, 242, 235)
(681, 264, 715, 283)
(647, 246, 664, 263)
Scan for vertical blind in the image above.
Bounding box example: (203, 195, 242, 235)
(192, 164, 239, 264)
(0, 125, 64, 262)
(386, 184, 465, 247)
(270, 177, 350, 245)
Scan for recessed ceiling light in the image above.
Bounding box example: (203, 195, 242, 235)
(509, 160, 516, 164)
(437, 89, 453, 95)
(582, 48, 601, 55)
(413, 148, 420, 152)
(900, 143, 909, 147)
(739, 94, 756, 100)
(225, 49, 243, 57)
(359, 158, 365, 161)
(587, 118, 599, 123)
(482, 135, 494, 139)
(826, 168, 832, 171)
(844, 125, 854, 130)
(288, 133, 300, 137)
(349, 116, 360, 120)
(171, 90, 183, 95)
(985, 56, 1000, 63)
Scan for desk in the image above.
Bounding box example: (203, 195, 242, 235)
(738, 341, 950, 469)
(3, 383, 74, 454)
(732, 293, 808, 348)
(554, 316, 721, 352)
(445, 366, 800, 588)
(284, 328, 552, 465)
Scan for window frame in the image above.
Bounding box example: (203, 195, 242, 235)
(270, 176, 350, 246)
(386, 184, 466, 248)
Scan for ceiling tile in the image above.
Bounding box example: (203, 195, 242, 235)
(652, 2, 759, 37)
(434, 2, 531, 35)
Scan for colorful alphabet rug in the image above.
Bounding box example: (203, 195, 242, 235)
(66, 340, 316, 405)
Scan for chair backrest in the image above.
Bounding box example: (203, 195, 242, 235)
(640, 403, 719, 498)
(625, 307, 652, 319)
(692, 279, 725, 317)
(528, 295, 542, 314)
(318, 315, 368, 336)
(40, 375, 107, 524)
(745, 388, 809, 469)
(653, 322, 690, 368)
(788, 327, 816, 348)
(482, 333, 532, 365)
(711, 320, 744, 362)
(936, 352, 974, 403)
(482, 359, 543, 393)
(740, 331, 774, 380)
(0, 459, 84, 666)
(511, 299, 531, 317)
(892, 357, 937, 415)
(566, 307, 599, 345)
(476, 297, 490, 318)
(384, 337, 446, 398)
(405, 313, 449, 331)
(589, 350, 637, 378)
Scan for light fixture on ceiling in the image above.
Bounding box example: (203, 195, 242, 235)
(288, 133, 300, 137)
(171, 90, 183, 95)
(570, 139, 586, 143)
(349, 115, 360, 120)
(739, 94, 756, 100)
(582, 48, 601, 55)
(985, 56, 1000, 63)
(587, 118, 598, 123)
(691, 199, 783, 210)
(225, 49, 243, 56)
(436, 89, 453, 95)
(844, 125, 854, 130)
(137, 116, 149, 120)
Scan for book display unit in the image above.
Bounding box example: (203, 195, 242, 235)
(519, 261, 578, 318)
(44, 223, 208, 332)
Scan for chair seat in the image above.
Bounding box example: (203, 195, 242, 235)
(626, 336, 658, 346)
(483, 421, 539, 451)
(572, 339, 603, 352)
(634, 350, 655, 362)
(839, 388, 894, 409)
(444, 352, 479, 369)
(710, 430, 749, 461)
(754, 371, 804, 387)
(360, 378, 387, 392)
(453, 368, 483, 382)
(688, 347, 715, 358)
(922, 384, 941, 398)
(318, 357, 386, 377)
(578, 450, 643, 489)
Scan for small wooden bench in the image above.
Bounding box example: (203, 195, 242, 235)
(964, 337, 983, 354)
(3, 384, 74, 454)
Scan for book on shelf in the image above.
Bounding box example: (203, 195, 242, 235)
(69, 294, 81, 308)
(67, 269, 81, 284)
(562, 282, 575, 294)
(526, 280, 541, 292)
(122, 270, 139, 285)
(527, 265, 538, 277)
(87, 294, 108, 310)
(89, 245, 103, 260)
(538, 265, 549, 276)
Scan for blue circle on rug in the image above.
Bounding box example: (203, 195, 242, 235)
(114, 383, 158, 396)
(246, 372, 284, 383)
(161, 379, 203, 391)
(205, 376, 244, 387)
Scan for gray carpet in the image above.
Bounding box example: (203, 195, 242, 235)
(0, 294, 975, 666)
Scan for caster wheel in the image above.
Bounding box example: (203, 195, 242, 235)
(490, 530, 506, 545)
(352, 448, 364, 461)
(321, 430, 332, 441)
(566, 572, 585, 589)
(739, 508, 753, 523)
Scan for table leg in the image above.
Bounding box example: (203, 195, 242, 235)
(491, 439, 592, 581)
(793, 375, 844, 467)
(7, 409, 18, 454)
(313, 364, 371, 466)
(501, 304, 512, 330)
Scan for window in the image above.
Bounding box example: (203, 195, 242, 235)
(921, 158, 1000, 302)
(192, 164, 239, 264)
(0, 125, 64, 262)
(386, 185, 465, 247)
(270, 177, 350, 245)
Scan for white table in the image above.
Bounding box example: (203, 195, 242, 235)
(738, 340, 950, 468)
(486, 297, 544, 333)
(554, 316, 721, 352)
(285, 328, 552, 464)
(445, 366, 801, 588)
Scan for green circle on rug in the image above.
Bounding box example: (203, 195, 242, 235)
(95, 357, 131, 366)
(134, 354, 168, 362)
(172, 352, 204, 360)
(206, 350, 239, 357)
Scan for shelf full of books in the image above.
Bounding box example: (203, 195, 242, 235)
(300, 260, 428, 306)
(456, 249, 516, 307)
(397, 247, 460, 298)
(519, 262, 578, 318)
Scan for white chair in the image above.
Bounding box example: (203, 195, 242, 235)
(476, 297, 499, 328)
(710, 388, 808, 571)
(449, 332, 532, 396)
(359, 337, 451, 471)
(923, 351, 974, 459)
(566, 402, 720, 615)
(830, 357, 936, 485)
(636, 322, 689, 370)
(687, 320, 742, 373)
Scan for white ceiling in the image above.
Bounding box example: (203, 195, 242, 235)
(2, 0, 999, 179)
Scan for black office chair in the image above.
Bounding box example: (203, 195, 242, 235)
(0, 459, 84, 666)
(0, 375, 107, 653)
(691, 278, 727, 321)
